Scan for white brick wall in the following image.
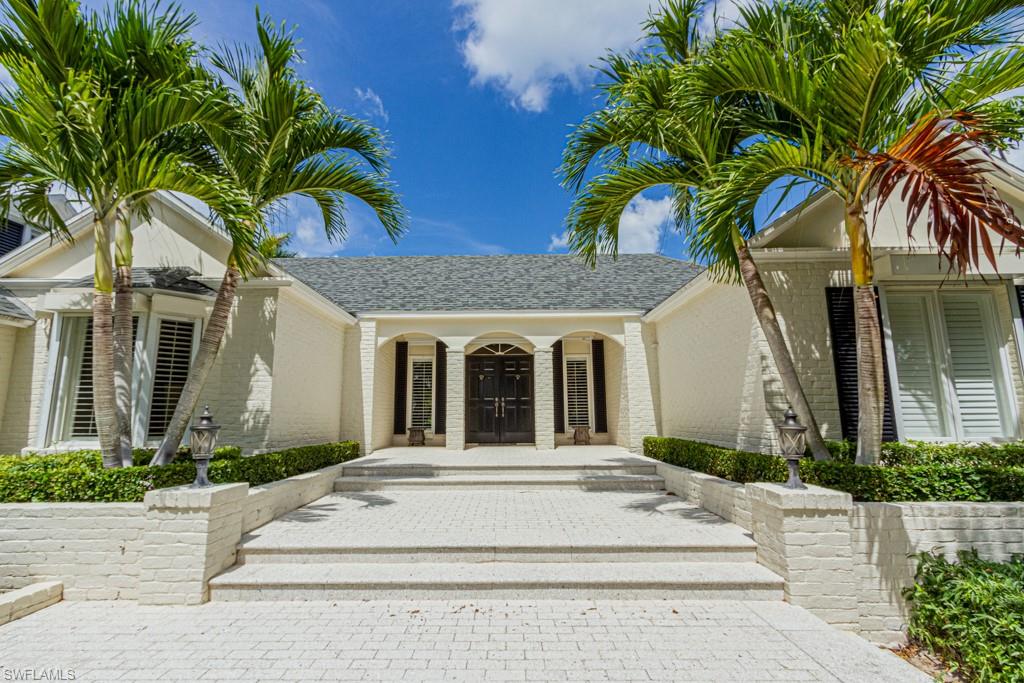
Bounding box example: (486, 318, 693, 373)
(0, 503, 145, 600)
(623, 320, 657, 453)
(197, 289, 279, 453)
(268, 289, 345, 448)
(852, 502, 1024, 645)
(603, 339, 626, 447)
(340, 325, 365, 444)
(0, 325, 17, 438)
(534, 347, 555, 450)
(0, 304, 50, 452)
(445, 350, 466, 450)
(372, 340, 396, 452)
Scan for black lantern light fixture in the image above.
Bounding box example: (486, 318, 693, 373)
(189, 406, 221, 488)
(777, 407, 808, 489)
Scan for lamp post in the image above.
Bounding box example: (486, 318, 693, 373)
(189, 406, 220, 488)
(777, 407, 808, 489)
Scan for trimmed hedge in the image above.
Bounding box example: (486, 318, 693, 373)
(644, 437, 1024, 502)
(827, 439, 1024, 468)
(0, 441, 360, 503)
(906, 550, 1024, 682)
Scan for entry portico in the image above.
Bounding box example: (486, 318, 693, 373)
(274, 254, 702, 455)
(359, 311, 655, 453)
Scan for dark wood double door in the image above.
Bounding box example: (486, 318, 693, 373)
(466, 354, 534, 443)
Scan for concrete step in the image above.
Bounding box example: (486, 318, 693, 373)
(333, 473, 665, 492)
(209, 561, 784, 601)
(237, 542, 758, 564)
(341, 464, 658, 477)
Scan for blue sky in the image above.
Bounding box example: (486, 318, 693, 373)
(125, 0, 725, 259)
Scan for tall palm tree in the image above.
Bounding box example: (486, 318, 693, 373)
(151, 14, 405, 465)
(0, 0, 255, 467)
(560, 0, 831, 459)
(689, 0, 1024, 463)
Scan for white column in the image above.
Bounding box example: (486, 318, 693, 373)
(533, 347, 556, 450)
(359, 320, 377, 455)
(445, 347, 465, 450)
(624, 320, 658, 453)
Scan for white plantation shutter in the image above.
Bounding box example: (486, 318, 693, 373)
(147, 319, 195, 439)
(565, 358, 590, 428)
(941, 297, 1004, 438)
(69, 318, 98, 437)
(886, 294, 950, 439)
(410, 358, 433, 429)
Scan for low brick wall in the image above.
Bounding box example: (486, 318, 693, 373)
(654, 459, 1024, 644)
(0, 462, 344, 603)
(852, 502, 1024, 645)
(242, 463, 346, 533)
(655, 462, 752, 530)
(0, 503, 145, 600)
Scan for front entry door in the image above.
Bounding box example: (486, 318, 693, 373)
(466, 354, 534, 443)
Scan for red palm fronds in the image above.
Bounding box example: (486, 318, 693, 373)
(858, 114, 1024, 275)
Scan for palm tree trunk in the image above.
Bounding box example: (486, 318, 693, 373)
(113, 208, 134, 467)
(151, 263, 240, 466)
(93, 214, 120, 468)
(846, 198, 885, 465)
(733, 230, 830, 460)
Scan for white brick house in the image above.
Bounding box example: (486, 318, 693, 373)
(2, 175, 1024, 457)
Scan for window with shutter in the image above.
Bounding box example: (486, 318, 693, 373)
(565, 358, 590, 428)
(886, 293, 951, 439)
(69, 318, 98, 437)
(66, 316, 139, 439)
(410, 358, 433, 429)
(941, 296, 1006, 439)
(883, 289, 1014, 441)
(0, 220, 25, 257)
(146, 319, 195, 439)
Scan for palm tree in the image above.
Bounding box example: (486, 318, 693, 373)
(0, 0, 255, 467)
(560, 0, 831, 459)
(150, 14, 405, 465)
(689, 0, 1024, 463)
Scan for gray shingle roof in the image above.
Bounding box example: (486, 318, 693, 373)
(273, 254, 703, 315)
(61, 267, 215, 296)
(0, 286, 34, 322)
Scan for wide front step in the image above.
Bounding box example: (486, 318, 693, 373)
(334, 472, 665, 492)
(238, 542, 757, 564)
(209, 561, 783, 601)
(341, 464, 658, 477)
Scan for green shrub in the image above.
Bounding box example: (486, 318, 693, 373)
(905, 550, 1024, 682)
(0, 441, 360, 503)
(643, 437, 1024, 502)
(827, 440, 1024, 468)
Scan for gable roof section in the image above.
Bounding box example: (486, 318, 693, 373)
(273, 254, 704, 315)
(0, 286, 34, 323)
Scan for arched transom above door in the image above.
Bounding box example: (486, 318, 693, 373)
(468, 343, 529, 356)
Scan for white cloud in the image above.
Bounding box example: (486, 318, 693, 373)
(454, 0, 655, 112)
(354, 87, 389, 124)
(548, 193, 673, 254)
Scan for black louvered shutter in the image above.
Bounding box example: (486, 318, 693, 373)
(591, 339, 608, 433)
(1015, 286, 1024, 319)
(552, 341, 564, 433)
(434, 341, 447, 434)
(393, 341, 408, 435)
(825, 287, 896, 441)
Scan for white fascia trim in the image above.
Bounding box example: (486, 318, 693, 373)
(748, 247, 852, 262)
(0, 210, 93, 275)
(642, 272, 713, 323)
(360, 309, 645, 320)
(0, 315, 35, 328)
(0, 278, 76, 288)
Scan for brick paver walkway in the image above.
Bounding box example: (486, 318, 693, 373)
(0, 599, 927, 682)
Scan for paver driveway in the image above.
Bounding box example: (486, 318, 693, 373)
(0, 599, 928, 682)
